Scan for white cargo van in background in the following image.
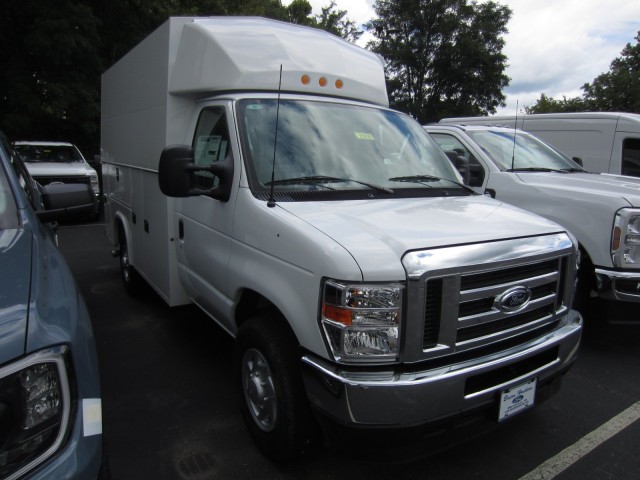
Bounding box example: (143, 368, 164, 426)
(440, 112, 640, 177)
(101, 17, 582, 461)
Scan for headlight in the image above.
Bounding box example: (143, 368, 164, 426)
(612, 209, 640, 268)
(89, 174, 99, 194)
(0, 347, 71, 480)
(321, 280, 403, 363)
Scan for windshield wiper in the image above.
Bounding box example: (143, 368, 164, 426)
(388, 175, 474, 192)
(267, 175, 394, 194)
(507, 167, 573, 173)
(559, 167, 587, 173)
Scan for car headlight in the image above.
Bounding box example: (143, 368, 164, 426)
(0, 347, 71, 480)
(321, 280, 403, 363)
(612, 209, 640, 268)
(89, 174, 99, 194)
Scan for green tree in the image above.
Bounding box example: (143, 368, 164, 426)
(315, 1, 362, 42)
(524, 93, 591, 114)
(582, 31, 640, 112)
(0, 0, 103, 154)
(285, 0, 314, 24)
(366, 0, 511, 123)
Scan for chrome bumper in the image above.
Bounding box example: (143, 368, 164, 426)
(595, 268, 640, 302)
(301, 310, 582, 427)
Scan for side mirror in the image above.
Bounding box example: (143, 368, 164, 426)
(158, 145, 234, 202)
(572, 157, 583, 167)
(36, 183, 97, 222)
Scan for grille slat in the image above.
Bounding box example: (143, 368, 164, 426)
(460, 260, 558, 290)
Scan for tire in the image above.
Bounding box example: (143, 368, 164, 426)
(234, 315, 317, 462)
(118, 229, 143, 296)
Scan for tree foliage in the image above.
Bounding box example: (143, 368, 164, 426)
(315, 1, 363, 43)
(0, 1, 102, 152)
(0, 0, 358, 155)
(366, 0, 511, 123)
(582, 31, 640, 112)
(524, 93, 592, 114)
(526, 31, 640, 114)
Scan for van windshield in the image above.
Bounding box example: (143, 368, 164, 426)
(467, 130, 585, 172)
(237, 99, 465, 199)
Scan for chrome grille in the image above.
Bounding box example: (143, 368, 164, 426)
(401, 234, 576, 362)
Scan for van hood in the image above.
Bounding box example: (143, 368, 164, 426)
(516, 171, 640, 206)
(24, 161, 94, 177)
(0, 228, 31, 364)
(279, 195, 566, 279)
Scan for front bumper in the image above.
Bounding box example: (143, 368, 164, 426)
(595, 268, 640, 302)
(301, 310, 582, 428)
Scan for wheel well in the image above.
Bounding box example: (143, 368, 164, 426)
(115, 217, 128, 250)
(577, 244, 596, 292)
(578, 245, 595, 276)
(235, 290, 281, 328)
(235, 290, 301, 347)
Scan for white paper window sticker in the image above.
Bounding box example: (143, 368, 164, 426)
(83, 398, 103, 437)
(195, 135, 222, 166)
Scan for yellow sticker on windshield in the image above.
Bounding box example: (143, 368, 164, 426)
(354, 132, 375, 141)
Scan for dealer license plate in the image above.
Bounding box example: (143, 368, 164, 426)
(498, 378, 537, 422)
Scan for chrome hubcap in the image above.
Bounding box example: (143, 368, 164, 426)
(242, 348, 277, 432)
(120, 246, 131, 282)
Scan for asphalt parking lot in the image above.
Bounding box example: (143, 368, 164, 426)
(57, 221, 640, 480)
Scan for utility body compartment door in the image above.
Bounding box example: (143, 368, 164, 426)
(174, 105, 238, 332)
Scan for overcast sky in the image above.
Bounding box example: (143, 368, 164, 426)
(287, 0, 640, 115)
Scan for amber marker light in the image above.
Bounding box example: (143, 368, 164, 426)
(319, 77, 328, 87)
(335, 79, 344, 89)
(612, 226, 622, 250)
(301, 74, 310, 85)
(322, 304, 352, 325)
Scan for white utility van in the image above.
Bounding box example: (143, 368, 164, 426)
(440, 112, 640, 177)
(426, 124, 640, 322)
(101, 17, 582, 460)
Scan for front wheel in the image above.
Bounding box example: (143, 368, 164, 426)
(118, 229, 143, 296)
(234, 315, 317, 461)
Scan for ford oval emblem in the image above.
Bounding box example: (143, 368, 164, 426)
(494, 286, 531, 313)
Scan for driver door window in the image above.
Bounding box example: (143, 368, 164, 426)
(192, 108, 231, 189)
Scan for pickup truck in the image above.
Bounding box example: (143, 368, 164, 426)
(426, 123, 640, 322)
